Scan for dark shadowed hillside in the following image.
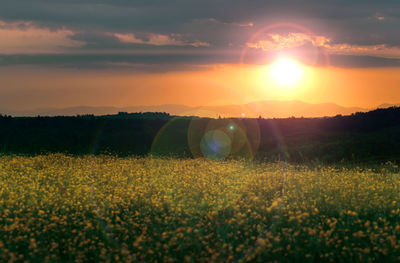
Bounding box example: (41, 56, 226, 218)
(0, 107, 399, 163)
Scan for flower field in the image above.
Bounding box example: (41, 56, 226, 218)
(1, 154, 400, 262)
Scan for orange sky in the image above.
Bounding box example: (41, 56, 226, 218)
(0, 64, 399, 110)
(1, 1, 400, 114)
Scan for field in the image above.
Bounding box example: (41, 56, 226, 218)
(1, 155, 400, 262)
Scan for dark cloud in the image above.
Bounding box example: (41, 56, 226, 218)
(0, 52, 237, 71)
(0, 0, 399, 69)
(1, 52, 400, 72)
(328, 55, 400, 68)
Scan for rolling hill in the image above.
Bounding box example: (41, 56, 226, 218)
(0, 100, 370, 118)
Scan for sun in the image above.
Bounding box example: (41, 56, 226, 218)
(269, 58, 303, 86)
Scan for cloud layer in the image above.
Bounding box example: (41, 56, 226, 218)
(247, 33, 400, 59)
(0, 20, 84, 54)
(109, 32, 209, 47)
(0, 0, 399, 69)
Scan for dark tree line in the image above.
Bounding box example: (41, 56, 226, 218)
(0, 108, 399, 164)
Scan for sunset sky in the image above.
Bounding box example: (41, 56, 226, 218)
(0, 0, 400, 111)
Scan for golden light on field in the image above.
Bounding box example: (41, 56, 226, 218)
(269, 58, 303, 87)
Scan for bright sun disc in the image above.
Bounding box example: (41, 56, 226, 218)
(270, 58, 303, 86)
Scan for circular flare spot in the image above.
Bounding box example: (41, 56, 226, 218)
(200, 130, 232, 160)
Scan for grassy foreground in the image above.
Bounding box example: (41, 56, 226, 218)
(1, 155, 400, 262)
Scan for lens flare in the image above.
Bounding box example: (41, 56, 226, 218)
(200, 130, 232, 160)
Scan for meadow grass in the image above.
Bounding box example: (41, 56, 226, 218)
(0, 154, 400, 262)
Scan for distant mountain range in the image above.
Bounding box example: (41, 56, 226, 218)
(1, 100, 398, 118)
(377, 103, 400, 109)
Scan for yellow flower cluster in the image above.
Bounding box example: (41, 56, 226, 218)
(0, 154, 399, 262)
